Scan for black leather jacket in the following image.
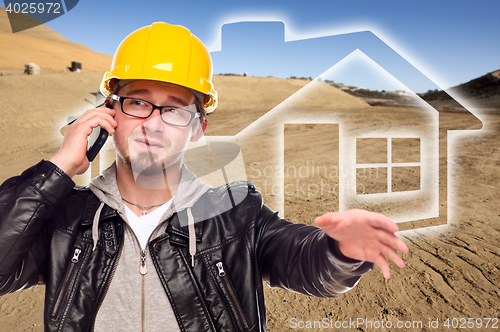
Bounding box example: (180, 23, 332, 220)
(0, 161, 373, 331)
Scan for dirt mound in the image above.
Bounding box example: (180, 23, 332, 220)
(207, 76, 368, 136)
(0, 7, 111, 73)
(421, 70, 500, 110)
(0, 73, 368, 176)
(0, 71, 105, 179)
(0, 7, 73, 43)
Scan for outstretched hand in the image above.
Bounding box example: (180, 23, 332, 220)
(315, 209, 409, 279)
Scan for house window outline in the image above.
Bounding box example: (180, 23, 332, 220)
(355, 137, 421, 195)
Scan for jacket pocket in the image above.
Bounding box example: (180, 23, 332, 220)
(214, 261, 250, 331)
(50, 247, 82, 319)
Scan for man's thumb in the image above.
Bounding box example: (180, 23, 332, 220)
(314, 212, 338, 228)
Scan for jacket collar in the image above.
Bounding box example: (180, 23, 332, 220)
(81, 194, 205, 243)
(88, 162, 211, 225)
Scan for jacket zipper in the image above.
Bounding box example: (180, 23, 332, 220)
(216, 262, 250, 330)
(140, 249, 147, 332)
(90, 213, 171, 332)
(138, 213, 172, 332)
(140, 249, 148, 275)
(51, 248, 81, 318)
(90, 229, 124, 331)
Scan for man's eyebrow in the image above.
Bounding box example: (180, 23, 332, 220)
(125, 89, 190, 106)
(125, 89, 150, 97)
(169, 96, 189, 107)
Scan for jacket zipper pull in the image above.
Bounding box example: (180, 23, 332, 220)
(71, 248, 82, 263)
(140, 249, 147, 275)
(51, 248, 81, 318)
(216, 262, 226, 277)
(215, 261, 250, 329)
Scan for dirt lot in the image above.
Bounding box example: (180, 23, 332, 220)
(0, 70, 498, 331)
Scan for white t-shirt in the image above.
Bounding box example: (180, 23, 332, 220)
(124, 198, 174, 249)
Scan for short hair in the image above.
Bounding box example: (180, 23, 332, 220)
(194, 97, 207, 125)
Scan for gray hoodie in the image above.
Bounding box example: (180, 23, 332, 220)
(88, 162, 211, 331)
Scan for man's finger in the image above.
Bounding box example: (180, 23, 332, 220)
(381, 245, 405, 268)
(376, 231, 409, 253)
(375, 255, 391, 279)
(366, 212, 399, 233)
(394, 238, 409, 253)
(78, 116, 117, 136)
(61, 107, 116, 136)
(314, 213, 337, 229)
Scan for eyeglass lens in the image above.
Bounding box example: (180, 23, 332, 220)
(122, 98, 195, 126)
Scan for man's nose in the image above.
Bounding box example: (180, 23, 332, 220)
(143, 108, 164, 131)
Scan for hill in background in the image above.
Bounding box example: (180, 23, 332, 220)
(334, 69, 500, 111)
(0, 7, 112, 73)
(420, 69, 500, 110)
(1, 5, 497, 111)
(0, 6, 74, 43)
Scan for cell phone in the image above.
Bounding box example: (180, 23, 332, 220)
(85, 102, 112, 162)
(86, 126, 109, 162)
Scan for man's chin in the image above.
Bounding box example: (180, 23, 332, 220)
(129, 155, 165, 177)
(135, 163, 165, 177)
(129, 151, 182, 176)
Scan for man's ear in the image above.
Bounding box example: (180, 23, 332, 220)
(190, 118, 207, 142)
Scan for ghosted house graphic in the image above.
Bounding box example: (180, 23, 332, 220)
(194, 21, 483, 231)
(90, 21, 482, 231)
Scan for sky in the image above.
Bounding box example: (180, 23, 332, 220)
(8, 0, 500, 93)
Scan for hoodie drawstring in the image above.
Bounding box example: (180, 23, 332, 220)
(91, 202, 197, 266)
(188, 207, 196, 267)
(92, 202, 105, 251)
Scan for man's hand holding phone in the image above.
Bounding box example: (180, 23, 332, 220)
(50, 104, 117, 178)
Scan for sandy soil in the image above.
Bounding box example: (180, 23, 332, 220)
(0, 18, 499, 332)
(0, 71, 498, 332)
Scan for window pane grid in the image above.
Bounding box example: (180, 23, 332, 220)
(355, 137, 421, 195)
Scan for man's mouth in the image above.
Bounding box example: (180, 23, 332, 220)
(135, 138, 164, 149)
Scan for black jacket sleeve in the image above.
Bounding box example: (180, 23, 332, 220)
(255, 199, 373, 298)
(0, 160, 75, 295)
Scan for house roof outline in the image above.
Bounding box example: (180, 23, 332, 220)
(205, 21, 484, 231)
(89, 21, 484, 232)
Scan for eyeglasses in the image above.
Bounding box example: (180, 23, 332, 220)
(110, 94, 200, 127)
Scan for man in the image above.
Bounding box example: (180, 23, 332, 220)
(0, 22, 408, 331)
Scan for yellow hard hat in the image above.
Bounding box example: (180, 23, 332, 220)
(100, 22, 218, 113)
